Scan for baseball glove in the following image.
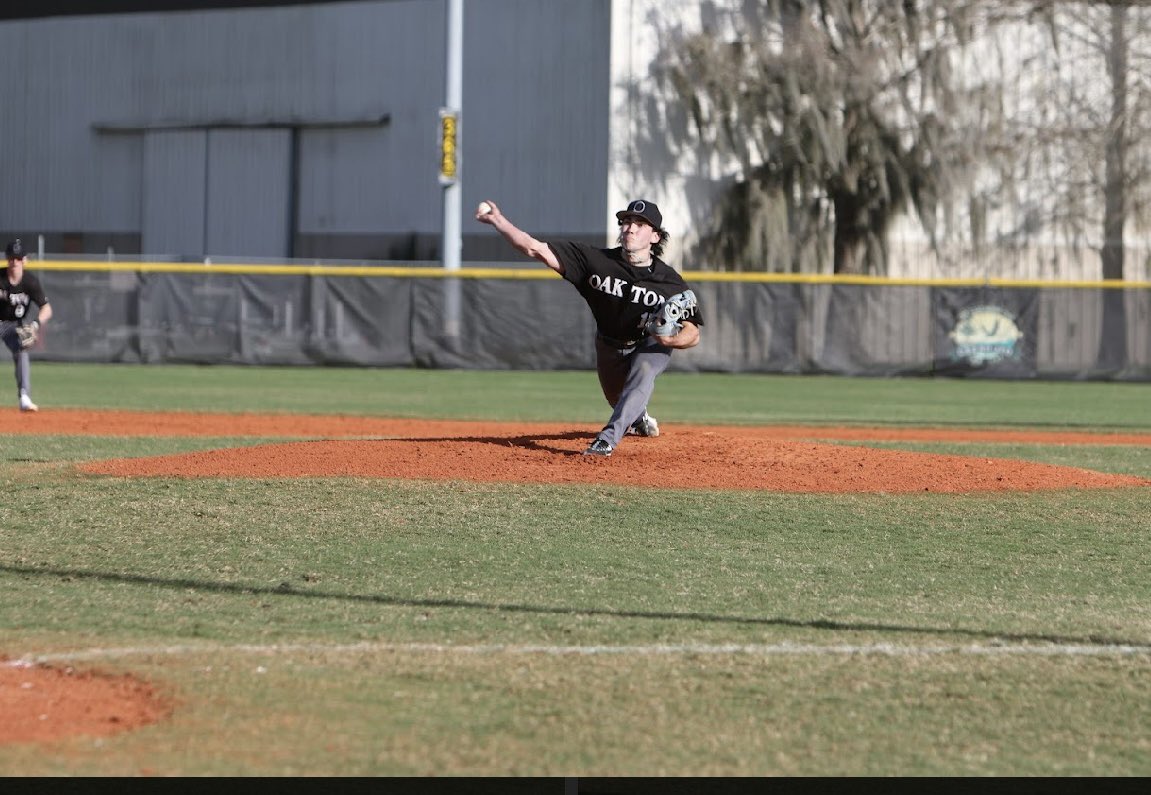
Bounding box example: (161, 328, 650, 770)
(15, 322, 39, 350)
(644, 290, 697, 337)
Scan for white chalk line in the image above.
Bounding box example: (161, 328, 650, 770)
(7, 640, 1151, 666)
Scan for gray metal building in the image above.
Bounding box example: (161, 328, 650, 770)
(0, 0, 612, 261)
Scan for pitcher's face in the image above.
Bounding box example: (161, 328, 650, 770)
(617, 216, 660, 256)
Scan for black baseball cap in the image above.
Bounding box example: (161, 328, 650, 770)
(615, 199, 662, 229)
(5, 239, 26, 260)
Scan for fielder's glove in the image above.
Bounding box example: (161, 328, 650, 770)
(15, 321, 39, 350)
(643, 290, 698, 337)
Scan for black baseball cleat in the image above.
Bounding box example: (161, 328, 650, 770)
(583, 438, 613, 457)
(627, 412, 660, 437)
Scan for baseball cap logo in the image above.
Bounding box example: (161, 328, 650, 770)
(630, 201, 646, 213)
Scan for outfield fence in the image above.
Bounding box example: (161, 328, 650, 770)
(29, 261, 1151, 381)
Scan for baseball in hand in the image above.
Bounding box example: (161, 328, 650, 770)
(477, 201, 493, 216)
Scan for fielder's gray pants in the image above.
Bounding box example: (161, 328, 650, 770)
(0, 322, 32, 399)
(594, 334, 672, 447)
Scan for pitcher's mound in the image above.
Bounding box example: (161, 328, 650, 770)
(63, 417, 1150, 494)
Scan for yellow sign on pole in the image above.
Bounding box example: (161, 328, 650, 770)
(439, 108, 458, 185)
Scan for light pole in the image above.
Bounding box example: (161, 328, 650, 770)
(440, 0, 463, 339)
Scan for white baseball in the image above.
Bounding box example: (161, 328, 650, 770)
(477, 201, 493, 216)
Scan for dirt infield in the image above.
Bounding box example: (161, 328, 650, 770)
(48, 409, 1151, 493)
(3, 408, 1149, 745)
(0, 659, 173, 746)
(4, 407, 1147, 493)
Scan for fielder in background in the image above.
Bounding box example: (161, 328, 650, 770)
(1, 239, 52, 412)
(476, 198, 703, 457)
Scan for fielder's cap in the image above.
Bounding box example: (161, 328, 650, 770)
(616, 199, 662, 229)
(5, 239, 26, 260)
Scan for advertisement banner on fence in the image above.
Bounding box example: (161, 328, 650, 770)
(931, 287, 1038, 378)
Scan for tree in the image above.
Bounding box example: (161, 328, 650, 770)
(1002, 3, 1151, 369)
(1099, 4, 1131, 371)
(642, 0, 1008, 274)
(970, 3, 1151, 281)
(1103, 3, 1129, 283)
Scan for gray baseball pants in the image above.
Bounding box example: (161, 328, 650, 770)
(593, 335, 672, 447)
(0, 322, 32, 399)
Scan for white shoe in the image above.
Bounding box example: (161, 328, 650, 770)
(627, 412, 659, 437)
(19, 394, 38, 412)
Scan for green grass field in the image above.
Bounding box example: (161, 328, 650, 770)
(2, 364, 1150, 776)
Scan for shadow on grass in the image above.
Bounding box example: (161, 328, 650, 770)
(3, 562, 1144, 648)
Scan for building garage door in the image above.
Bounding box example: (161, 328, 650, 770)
(143, 128, 292, 259)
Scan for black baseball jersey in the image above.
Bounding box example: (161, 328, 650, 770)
(1, 270, 49, 323)
(546, 241, 704, 342)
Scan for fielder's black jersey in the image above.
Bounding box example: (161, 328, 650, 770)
(1, 271, 49, 324)
(546, 240, 704, 343)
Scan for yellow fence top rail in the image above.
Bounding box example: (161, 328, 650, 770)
(29, 259, 1151, 289)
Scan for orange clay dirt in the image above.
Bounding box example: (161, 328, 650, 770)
(2, 406, 1149, 746)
